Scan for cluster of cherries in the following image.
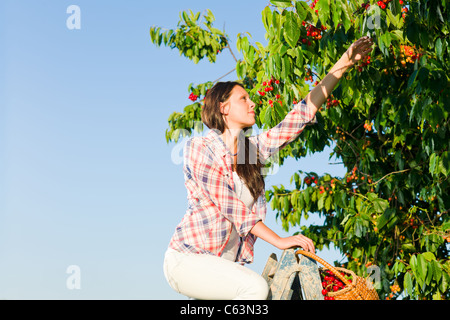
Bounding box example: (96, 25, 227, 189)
(407, 217, 419, 229)
(386, 283, 401, 300)
(258, 79, 283, 107)
(300, 22, 326, 46)
(257, 78, 280, 97)
(361, 2, 371, 10)
(304, 175, 317, 186)
(346, 166, 373, 184)
(357, 55, 371, 73)
(376, 0, 390, 9)
(326, 97, 340, 109)
(309, 0, 319, 13)
(306, 23, 325, 40)
(376, 0, 406, 10)
(399, 44, 421, 66)
(188, 92, 199, 102)
(401, 6, 408, 19)
(320, 269, 351, 300)
(364, 121, 374, 132)
(300, 0, 325, 46)
(318, 178, 337, 195)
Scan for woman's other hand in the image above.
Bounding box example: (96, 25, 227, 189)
(276, 234, 315, 253)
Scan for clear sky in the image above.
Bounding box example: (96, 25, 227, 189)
(1, 0, 346, 299)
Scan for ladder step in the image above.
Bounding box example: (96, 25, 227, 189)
(262, 249, 324, 300)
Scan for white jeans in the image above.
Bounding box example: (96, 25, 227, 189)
(163, 249, 269, 300)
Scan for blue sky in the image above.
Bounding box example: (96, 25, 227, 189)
(0, 0, 346, 299)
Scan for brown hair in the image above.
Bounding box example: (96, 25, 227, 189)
(202, 81, 265, 200)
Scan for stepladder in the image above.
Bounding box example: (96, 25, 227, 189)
(261, 249, 324, 300)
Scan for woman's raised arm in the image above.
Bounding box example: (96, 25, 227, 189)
(304, 36, 374, 113)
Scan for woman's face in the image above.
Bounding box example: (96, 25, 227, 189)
(220, 85, 256, 130)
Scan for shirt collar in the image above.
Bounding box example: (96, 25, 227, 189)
(206, 129, 233, 158)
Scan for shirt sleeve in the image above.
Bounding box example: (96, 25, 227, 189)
(183, 137, 262, 238)
(250, 99, 317, 162)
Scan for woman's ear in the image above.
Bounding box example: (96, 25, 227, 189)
(220, 102, 229, 116)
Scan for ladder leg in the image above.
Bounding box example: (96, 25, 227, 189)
(297, 253, 324, 300)
(262, 249, 324, 300)
(267, 250, 298, 300)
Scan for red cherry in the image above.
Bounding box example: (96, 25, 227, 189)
(322, 289, 328, 296)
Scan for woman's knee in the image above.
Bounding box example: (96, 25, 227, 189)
(236, 274, 269, 300)
(253, 277, 270, 300)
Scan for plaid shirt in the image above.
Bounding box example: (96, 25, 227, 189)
(168, 100, 317, 264)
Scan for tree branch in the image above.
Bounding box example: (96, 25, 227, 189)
(226, 44, 238, 63)
(369, 169, 411, 186)
(212, 68, 237, 83)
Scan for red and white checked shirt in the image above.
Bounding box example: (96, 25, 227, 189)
(168, 100, 317, 264)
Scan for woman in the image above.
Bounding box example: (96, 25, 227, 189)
(164, 36, 374, 300)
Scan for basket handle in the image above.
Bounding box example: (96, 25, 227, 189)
(295, 249, 352, 287)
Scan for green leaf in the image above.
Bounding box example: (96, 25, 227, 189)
(372, 198, 389, 214)
(435, 37, 443, 60)
(318, 193, 325, 210)
(429, 153, 438, 175)
(431, 260, 442, 283)
(262, 6, 273, 31)
(270, 0, 292, 8)
(344, 216, 355, 234)
(440, 272, 450, 293)
(317, 0, 330, 29)
(410, 254, 418, 276)
(295, 1, 309, 22)
(407, 69, 419, 89)
(325, 196, 332, 211)
(283, 195, 290, 212)
(331, 0, 343, 30)
(422, 252, 436, 261)
(377, 208, 395, 230)
(283, 11, 301, 48)
(416, 254, 427, 286)
(441, 151, 449, 177)
(404, 272, 413, 297)
(406, 20, 419, 44)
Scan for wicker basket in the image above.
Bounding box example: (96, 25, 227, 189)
(296, 250, 379, 300)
